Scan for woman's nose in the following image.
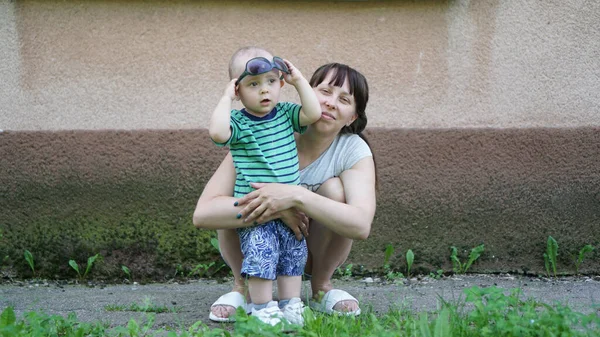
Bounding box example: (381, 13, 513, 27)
(324, 96, 337, 109)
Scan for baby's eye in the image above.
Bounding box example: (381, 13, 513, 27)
(269, 78, 277, 84)
(249, 82, 258, 87)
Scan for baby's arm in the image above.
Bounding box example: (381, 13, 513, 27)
(283, 60, 321, 126)
(209, 79, 238, 144)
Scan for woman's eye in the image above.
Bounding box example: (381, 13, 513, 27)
(320, 89, 331, 94)
(340, 97, 351, 104)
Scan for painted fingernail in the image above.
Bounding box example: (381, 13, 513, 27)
(233, 201, 238, 206)
(236, 214, 242, 219)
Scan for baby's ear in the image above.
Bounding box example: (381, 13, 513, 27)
(280, 79, 285, 88)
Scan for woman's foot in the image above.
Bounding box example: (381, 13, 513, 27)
(209, 285, 249, 322)
(332, 298, 359, 312)
(311, 283, 360, 314)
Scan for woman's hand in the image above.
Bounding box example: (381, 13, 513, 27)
(275, 209, 309, 241)
(235, 182, 303, 224)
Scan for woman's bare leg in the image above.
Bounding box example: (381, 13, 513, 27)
(305, 178, 359, 312)
(211, 229, 248, 318)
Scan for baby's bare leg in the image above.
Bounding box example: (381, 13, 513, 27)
(277, 275, 302, 300)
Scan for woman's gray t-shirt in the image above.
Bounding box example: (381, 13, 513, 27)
(299, 133, 372, 192)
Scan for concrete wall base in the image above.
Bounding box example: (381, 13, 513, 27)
(1, 127, 599, 279)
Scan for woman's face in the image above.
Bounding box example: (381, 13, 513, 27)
(311, 72, 358, 133)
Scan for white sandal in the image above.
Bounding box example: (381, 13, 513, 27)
(309, 289, 361, 316)
(209, 291, 251, 322)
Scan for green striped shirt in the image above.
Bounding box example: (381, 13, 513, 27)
(215, 102, 306, 198)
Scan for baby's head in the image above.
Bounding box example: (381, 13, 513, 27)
(228, 46, 285, 117)
(228, 46, 274, 80)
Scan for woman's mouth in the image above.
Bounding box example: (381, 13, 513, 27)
(321, 112, 336, 120)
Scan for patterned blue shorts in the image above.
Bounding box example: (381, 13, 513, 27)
(238, 220, 307, 280)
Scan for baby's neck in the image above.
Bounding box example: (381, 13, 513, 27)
(243, 109, 269, 118)
(242, 106, 275, 119)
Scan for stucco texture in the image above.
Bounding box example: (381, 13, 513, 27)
(1, 128, 599, 279)
(1, 1, 599, 279)
(1, 0, 599, 130)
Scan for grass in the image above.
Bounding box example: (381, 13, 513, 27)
(104, 297, 177, 314)
(1, 286, 599, 337)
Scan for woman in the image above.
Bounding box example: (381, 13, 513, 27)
(193, 63, 377, 322)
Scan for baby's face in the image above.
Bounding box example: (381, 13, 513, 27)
(236, 69, 282, 117)
(234, 53, 283, 117)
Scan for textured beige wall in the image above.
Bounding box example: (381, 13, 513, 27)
(1, 1, 599, 278)
(1, 0, 599, 131)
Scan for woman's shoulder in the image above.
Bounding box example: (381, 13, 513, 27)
(331, 133, 372, 171)
(334, 133, 369, 150)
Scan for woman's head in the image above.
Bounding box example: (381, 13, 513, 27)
(309, 63, 369, 135)
(309, 63, 378, 190)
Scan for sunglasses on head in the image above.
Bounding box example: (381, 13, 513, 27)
(235, 56, 289, 85)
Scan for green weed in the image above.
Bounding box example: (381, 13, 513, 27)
(386, 270, 405, 282)
(173, 261, 227, 279)
(335, 263, 354, 279)
(406, 249, 414, 277)
(543, 236, 558, 277)
(112, 314, 158, 337)
(210, 237, 220, 253)
(429, 269, 444, 280)
(23, 250, 35, 276)
(187, 262, 215, 278)
(381, 244, 407, 281)
(383, 243, 394, 272)
(69, 253, 100, 280)
(174, 263, 184, 278)
(105, 297, 176, 313)
(0, 306, 108, 337)
(450, 244, 485, 274)
(121, 265, 131, 280)
(343, 263, 354, 278)
(575, 244, 594, 275)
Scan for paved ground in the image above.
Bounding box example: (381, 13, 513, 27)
(1, 275, 599, 330)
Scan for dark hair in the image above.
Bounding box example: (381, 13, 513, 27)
(309, 63, 378, 190)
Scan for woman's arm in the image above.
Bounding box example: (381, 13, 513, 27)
(192, 152, 309, 239)
(237, 156, 376, 240)
(192, 152, 249, 229)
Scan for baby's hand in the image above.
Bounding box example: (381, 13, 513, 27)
(224, 79, 239, 101)
(281, 59, 306, 86)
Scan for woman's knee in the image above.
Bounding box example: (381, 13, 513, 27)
(316, 177, 345, 203)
